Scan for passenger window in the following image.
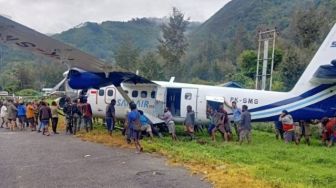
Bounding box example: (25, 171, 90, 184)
(141, 91, 147, 98)
(98, 89, 104, 96)
(107, 90, 113, 97)
(185, 93, 192, 100)
(132, 90, 138, 98)
(151, 91, 156, 99)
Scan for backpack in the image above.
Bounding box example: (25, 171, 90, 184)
(133, 111, 142, 131)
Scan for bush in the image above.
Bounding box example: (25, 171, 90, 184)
(15, 89, 41, 96)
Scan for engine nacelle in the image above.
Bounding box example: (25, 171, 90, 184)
(67, 69, 110, 89)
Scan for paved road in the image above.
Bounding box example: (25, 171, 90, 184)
(0, 129, 211, 188)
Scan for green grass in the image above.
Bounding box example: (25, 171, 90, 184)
(78, 121, 336, 187)
(140, 125, 336, 188)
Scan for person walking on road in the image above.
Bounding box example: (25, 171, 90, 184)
(80, 99, 93, 132)
(128, 102, 143, 153)
(7, 99, 17, 131)
(17, 101, 27, 130)
(26, 102, 36, 131)
(39, 101, 52, 136)
(50, 101, 60, 134)
(0, 101, 8, 128)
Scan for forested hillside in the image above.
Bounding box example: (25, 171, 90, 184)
(186, 0, 336, 89)
(1, 0, 336, 93)
(53, 18, 200, 61)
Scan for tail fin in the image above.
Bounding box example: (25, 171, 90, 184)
(291, 23, 336, 93)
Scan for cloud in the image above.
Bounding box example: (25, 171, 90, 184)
(0, 0, 230, 33)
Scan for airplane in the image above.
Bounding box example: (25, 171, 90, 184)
(1, 15, 336, 125)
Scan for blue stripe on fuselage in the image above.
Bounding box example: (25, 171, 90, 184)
(253, 95, 336, 122)
(249, 84, 334, 113)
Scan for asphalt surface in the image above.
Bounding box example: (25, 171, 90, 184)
(0, 128, 211, 188)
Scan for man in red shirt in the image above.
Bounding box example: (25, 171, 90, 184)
(321, 117, 336, 147)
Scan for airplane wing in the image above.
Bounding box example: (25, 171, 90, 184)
(0, 15, 154, 90)
(0, 16, 111, 72)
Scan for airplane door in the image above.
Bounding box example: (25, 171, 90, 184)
(105, 87, 116, 104)
(180, 88, 198, 118)
(154, 86, 166, 116)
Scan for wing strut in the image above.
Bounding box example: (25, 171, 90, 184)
(115, 86, 132, 103)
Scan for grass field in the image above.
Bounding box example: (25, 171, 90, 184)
(75, 122, 336, 188)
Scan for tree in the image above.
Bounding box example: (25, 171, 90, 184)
(280, 47, 306, 91)
(291, 7, 326, 48)
(238, 49, 283, 80)
(138, 52, 164, 80)
(115, 37, 140, 71)
(196, 34, 223, 65)
(226, 25, 252, 64)
(158, 7, 189, 77)
(238, 50, 257, 79)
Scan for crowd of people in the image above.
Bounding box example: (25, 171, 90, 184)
(206, 101, 252, 145)
(275, 110, 336, 147)
(0, 98, 59, 135)
(0, 96, 94, 137)
(1, 95, 335, 154)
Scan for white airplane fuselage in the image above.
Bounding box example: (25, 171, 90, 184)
(85, 80, 336, 124)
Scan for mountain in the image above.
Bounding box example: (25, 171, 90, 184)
(188, 0, 335, 60)
(53, 18, 200, 61)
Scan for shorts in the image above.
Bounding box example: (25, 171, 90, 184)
(8, 117, 16, 122)
(239, 129, 251, 142)
(224, 123, 231, 133)
(18, 116, 26, 124)
(130, 127, 140, 140)
(167, 121, 176, 134)
(40, 120, 49, 129)
(141, 124, 152, 132)
(27, 117, 35, 125)
(208, 124, 216, 134)
(185, 124, 194, 133)
(216, 123, 231, 134)
(284, 131, 295, 142)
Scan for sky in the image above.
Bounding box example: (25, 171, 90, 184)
(0, 0, 230, 34)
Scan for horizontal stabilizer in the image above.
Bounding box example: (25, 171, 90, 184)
(311, 60, 336, 84)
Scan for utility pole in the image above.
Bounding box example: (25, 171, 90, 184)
(255, 29, 277, 90)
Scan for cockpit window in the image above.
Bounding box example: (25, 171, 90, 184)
(98, 89, 104, 96)
(141, 91, 147, 98)
(132, 90, 138, 98)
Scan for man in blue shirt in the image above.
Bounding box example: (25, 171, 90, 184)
(128, 102, 143, 153)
